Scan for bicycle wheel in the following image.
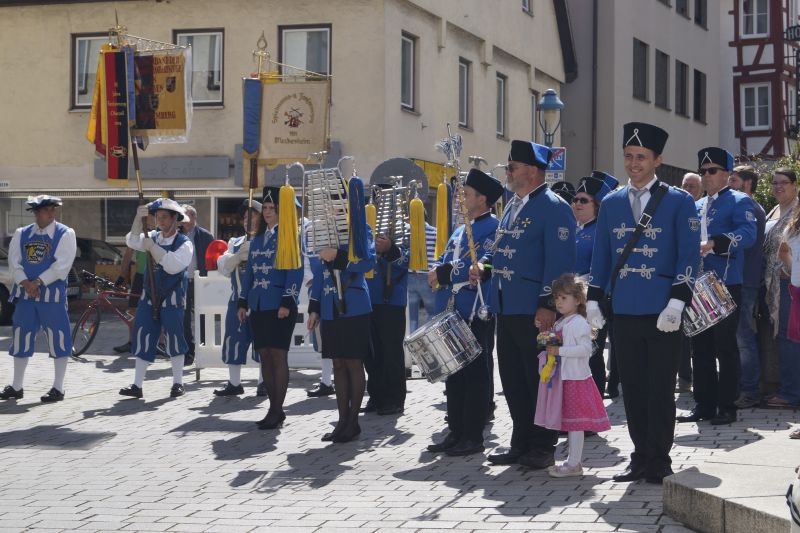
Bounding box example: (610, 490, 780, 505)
(72, 307, 101, 356)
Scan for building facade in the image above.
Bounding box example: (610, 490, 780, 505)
(562, 0, 723, 186)
(0, 0, 573, 245)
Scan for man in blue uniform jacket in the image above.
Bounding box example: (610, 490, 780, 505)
(677, 147, 757, 426)
(426, 168, 503, 457)
(587, 122, 700, 483)
(471, 140, 576, 469)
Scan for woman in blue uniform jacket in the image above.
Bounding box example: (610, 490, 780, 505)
(307, 214, 376, 443)
(572, 171, 618, 396)
(238, 187, 303, 430)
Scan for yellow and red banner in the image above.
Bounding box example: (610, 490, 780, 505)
(131, 50, 188, 139)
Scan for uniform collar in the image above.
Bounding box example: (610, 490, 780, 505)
(473, 211, 492, 222)
(628, 176, 658, 192)
(709, 186, 730, 201)
(528, 182, 548, 200)
(578, 218, 596, 230)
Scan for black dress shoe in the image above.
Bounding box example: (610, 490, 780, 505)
(40, 387, 64, 403)
(0, 385, 23, 400)
(427, 433, 460, 453)
(612, 463, 647, 482)
(360, 399, 378, 413)
(112, 342, 131, 354)
(645, 466, 674, 484)
(676, 406, 716, 423)
(256, 383, 268, 397)
(258, 412, 286, 430)
(487, 447, 525, 465)
(307, 382, 335, 397)
(518, 449, 555, 469)
(710, 409, 737, 425)
(213, 382, 244, 396)
(119, 384, 143, 399)
(170, 383, 185, 398)
(377, 405, 404, 416)
(445, 439, 485, 457)
(321, 429, 340, 442)
(331, 424, 360, 443)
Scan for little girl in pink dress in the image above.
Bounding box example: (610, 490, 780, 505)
(534, 273, 610, 477)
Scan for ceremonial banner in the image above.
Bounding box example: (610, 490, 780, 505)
(131, 49, 190, 141)
(259, 80, 330, 161)
(103, 49, 130, 181)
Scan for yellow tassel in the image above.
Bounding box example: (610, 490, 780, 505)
(434, 182, 449, 260)
(365, 203, 377, 278)
(408, 197, 427, 271)
(275, 185, 301, 269)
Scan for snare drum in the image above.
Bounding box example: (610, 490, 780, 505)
(682, 271, 737, 337)
(403, 310, 482, 383)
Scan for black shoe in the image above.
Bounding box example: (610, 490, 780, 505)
(183, 354, 195, 367)
(40, 387, 64, 403)
(445, 439, 485, 457)
(256, 383, 268, 397)
(307, 382, 335, 397)
(613, 463, 647, 482)
(487, 447, 525, 465)
(170, 383, 185, 398)
(645, 465, 674, 484)
(676, 406, 716, 423)
(213, 382, 244, 396)
(427, 433, 460, 453)
(0, 385, 23, 400)
(258, 412, 286, 430)
(119, 384, 143, 399)
(321, 430, 339, 442)
(518, 449, 555, 469)
(360, 399, 378, 413)
(331, 424, 361, 443)
(377, 405, 404, 416)
(710, 409, 737, 425)
(112, 342, 131, 354)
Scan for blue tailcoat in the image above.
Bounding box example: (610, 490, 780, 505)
(695, 187, 757, 285)
(220, 235, 256, 365)
(434, 213, 499, 319)
(574, 219, 597, 276)
(588, 180, 701, 315)
(309, 226, 377, 320)
(367, 244, 409, 307)
(482, 185, 576, 315)
(240, 226, 304, 310)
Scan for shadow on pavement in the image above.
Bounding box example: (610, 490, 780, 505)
(0, 424, 115, 450)
(83, 396, 172, 419)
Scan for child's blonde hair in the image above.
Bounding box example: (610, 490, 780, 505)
(551, 273, 588, 317)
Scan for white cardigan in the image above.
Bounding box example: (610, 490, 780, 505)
(554, 314, 593, 381)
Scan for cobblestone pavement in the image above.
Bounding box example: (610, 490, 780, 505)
(0, 320, 797, 533)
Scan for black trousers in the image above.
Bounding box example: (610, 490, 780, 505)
(183, 278, 195, 355)
(678, 332, 693, 382)
(605, 315, 620, 393)
(486, 318, 496, 408)
(690, 284, 742, 413)
(366, 304, 407, 409)
(590, 321, 609, 394)
(496, 314, 557, 453)
(445, 317, 493, 442)
(614, 315, 681, 471)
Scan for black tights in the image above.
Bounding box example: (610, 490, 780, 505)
(332, 358, 365, 434)
(259, 347, 289, 419)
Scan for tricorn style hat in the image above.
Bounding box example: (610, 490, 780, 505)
(697, 147, 734, 172)
(465, 168, 504, 205)
(550, 181, 576, 203)
(623, 122, 669, 155)
(147, 198, 185, 221)
(238, 199, 263, 218)
(25, 195, 63, 211)
(508, 140, 551, 169)
(576, 171, 619, 202)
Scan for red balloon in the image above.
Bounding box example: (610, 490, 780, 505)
(205, 240, 229, 271)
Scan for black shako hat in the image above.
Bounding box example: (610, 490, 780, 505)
(550, 181, 576, 203)
(465, 168, 504, 205)
(508, 140, 551, 169)
(697, 147, 734, 171)
(576, 171, 619, 202)
(623, 122, 669, 155)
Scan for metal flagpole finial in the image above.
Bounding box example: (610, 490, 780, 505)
(253, 31, 269, 76)
(109, 9, 127, 46)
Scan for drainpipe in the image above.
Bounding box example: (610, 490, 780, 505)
(591, 0, 598, 168)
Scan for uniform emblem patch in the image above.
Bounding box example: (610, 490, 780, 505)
(558, 227, 569, 241)
(24, 241, 51, 265)
(688, 217, 700, 232)
(745, 210, 755, 222)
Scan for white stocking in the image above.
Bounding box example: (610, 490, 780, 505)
(171, 355, 185, 384)
(228, 364, 242, 387)
(52, 357, 68, 393)
(321, 357, 333, 386)
(12, 357, 29, 390)
(134, 358, 149, 388)
(567, 431, 584, 467)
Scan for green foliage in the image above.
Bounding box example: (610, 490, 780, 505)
(745, 155, 800, 214)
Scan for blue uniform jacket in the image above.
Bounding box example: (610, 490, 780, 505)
(144, 230, 190, 309)
(12, 222, 70, 304)
(434, 212, 498, 319)
(696, 187, 757, 286)
(588, 180, 701, 315)
(309, 226, 377, 320)
(367, 243, 409, 306)
(574, 219, 597, 276)
(482, 185, 576, 315)
(240, 226, 304, 311)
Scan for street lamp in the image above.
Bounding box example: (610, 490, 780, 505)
(537, 88, 564, 148)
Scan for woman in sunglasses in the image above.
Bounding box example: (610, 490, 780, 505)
(573, 171, 619, 398)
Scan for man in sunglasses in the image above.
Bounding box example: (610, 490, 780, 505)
(676, 148, 757, 426)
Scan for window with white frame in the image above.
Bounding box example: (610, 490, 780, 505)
(279, 25, 331, 77)
(496, 73, 507, 137)
(741, 83, 770, 129)
(522, 0, 532, 14)
(458, 58, 470, 127)
(174, 29, 224, 106)
(790, 0, 799, 25)
(742, 0, 768, 36)
(71, 33, 107, 109)
(401, 33, 415, 110)
(789, 85, 797, 133)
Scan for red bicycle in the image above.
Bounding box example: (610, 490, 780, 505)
(71, 271, 138, 357)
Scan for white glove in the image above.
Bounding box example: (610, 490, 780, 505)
(656, 298, 685, 333)
(586, 301, 606, 329)
(234, 241, 251, 262)
(130, 204, 150, 235)
(142, 237, 166, 263)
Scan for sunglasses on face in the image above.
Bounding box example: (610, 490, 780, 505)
(572, 197, 592, 204)
(505, 163, 530, 172)
(698, 167, 726, 176)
